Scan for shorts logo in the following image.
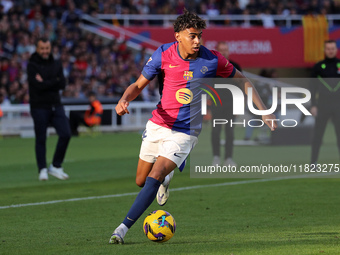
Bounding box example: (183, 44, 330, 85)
(176, 88, 193, 104)
(142, 130, 147, 139)
(183, 71, 193, 81)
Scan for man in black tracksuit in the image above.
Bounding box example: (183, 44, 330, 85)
(310, 39, 340, 164)
(28, 37, 71, 181)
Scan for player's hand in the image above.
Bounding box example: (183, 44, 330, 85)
(36, 74, 43, 82)
(262, 114, 278, 131)
(310, 106, 317, 117)
(115, 99, 130, 116)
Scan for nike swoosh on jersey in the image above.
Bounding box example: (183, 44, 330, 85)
(127, 217, 135, 222)
(169, 64, 179, 68)
(174, 153, 181, 158)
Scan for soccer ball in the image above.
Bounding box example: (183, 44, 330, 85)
(143, 210, 176, 242)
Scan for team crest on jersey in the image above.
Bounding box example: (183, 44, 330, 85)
(146, 57, 152, 65)
(200, 66, 208, 74)
(183, 71, 193, 81)
(176, 88, 193, 104)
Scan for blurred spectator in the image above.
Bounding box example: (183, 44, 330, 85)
(7, 57, 19, 82)
(74, 53, 88, 71)
(61, 1, 82, 29)
(134, 47, 151, 67)
(2, 34, 15, 55)
(16, 34, 35, 55)
(28, 12, 44, 34)
(86, 57, 101, 77)
(46, 10, 58, 30)
(0, 72, 9, 89)
(1, 0, 13, 13)
(27, 4, 42, 20)
(261, 8, 275, 28)
(0, 86, 10, 106)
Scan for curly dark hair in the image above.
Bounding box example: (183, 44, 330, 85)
(173, 9, 206, 33)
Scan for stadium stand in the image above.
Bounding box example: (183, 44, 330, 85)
(1, 0, 339, 105)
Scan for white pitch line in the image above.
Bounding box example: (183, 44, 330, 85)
(0, 192, 140, 210)
(0, 173, 332, 210)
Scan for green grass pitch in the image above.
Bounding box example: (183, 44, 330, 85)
(0, 125, 339, 255)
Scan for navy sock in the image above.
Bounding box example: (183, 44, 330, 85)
(122, 177, 161, 228)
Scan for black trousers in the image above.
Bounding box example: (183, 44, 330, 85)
(30, 105, 71, 172)
(211, 102, 234, 159)
(311, 105, 340, 163)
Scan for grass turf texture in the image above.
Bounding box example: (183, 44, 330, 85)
(0, 125, 339, 255)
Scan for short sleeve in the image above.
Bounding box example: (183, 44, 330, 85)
(142, 47, 162, 81)
(211, 50, 236, 78)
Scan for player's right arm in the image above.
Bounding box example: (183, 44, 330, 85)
(116, 45, 163, 116)
(115, 74, 150, 116)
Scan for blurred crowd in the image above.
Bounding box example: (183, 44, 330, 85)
(0, 0, 159, 105)
(91, 0, 340, 17)
(109, 0, 340, 27)
(0, 0, 338, 105)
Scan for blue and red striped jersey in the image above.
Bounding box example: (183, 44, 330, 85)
(142, 41, 236, 136)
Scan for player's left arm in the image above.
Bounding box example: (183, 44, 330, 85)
(233, 70, 277, 131)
